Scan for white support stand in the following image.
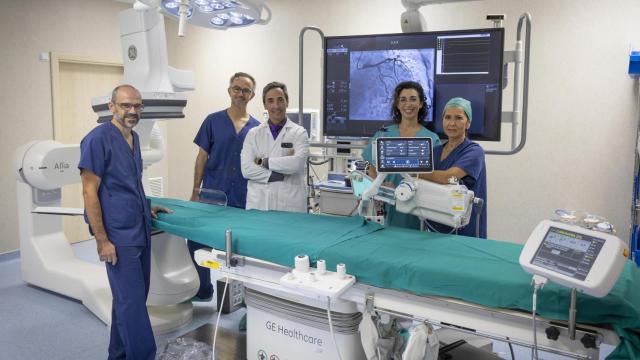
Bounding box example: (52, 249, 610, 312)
(17, 178, 113, 323)
(15, 140, 198, 333)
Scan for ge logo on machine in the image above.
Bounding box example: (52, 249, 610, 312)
(257, 350, 267, 360)
(128, 45, 137, 60)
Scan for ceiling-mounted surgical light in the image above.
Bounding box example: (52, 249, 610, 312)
(136, 0, 271, 36)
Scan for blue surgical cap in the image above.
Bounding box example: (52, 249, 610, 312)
(443, 97, 472, 123)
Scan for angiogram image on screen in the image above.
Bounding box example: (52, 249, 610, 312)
(348, 49, 434, 122)
(323, 28, 504, 139)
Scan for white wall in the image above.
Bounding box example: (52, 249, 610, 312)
(0, 0, 129, 254)
(2, 0, 639, 253)
(164, 0, 640, 244)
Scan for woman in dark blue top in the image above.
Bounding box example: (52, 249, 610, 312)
(420, 97, 487, 238)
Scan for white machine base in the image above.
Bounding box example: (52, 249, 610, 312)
(16, 157, 199, 333)
(148, 304, 193, 334)
(19, 228, 197, 333)
(246, 284, 365, 360)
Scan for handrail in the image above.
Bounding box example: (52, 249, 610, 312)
(487, 12, 532, 155)
(298, 27, 325, 127)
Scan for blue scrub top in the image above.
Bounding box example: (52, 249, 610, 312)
(78, 122, 151, 247)
(362, 124, 441, 229)
(430, 137, 487, 238)
(194, 110, 260, 209)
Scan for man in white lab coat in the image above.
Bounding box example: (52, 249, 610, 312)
(241, 81, 309, 212)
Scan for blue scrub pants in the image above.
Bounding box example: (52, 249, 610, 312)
(106, 245, 156, 360)
(187, 239, 214, 299)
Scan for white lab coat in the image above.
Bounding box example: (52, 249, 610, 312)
(241, 120, 309, 212)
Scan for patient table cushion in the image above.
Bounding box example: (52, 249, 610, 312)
(150, 198, 640, 359)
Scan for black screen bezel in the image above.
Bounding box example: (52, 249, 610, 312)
(323, 27, 505, 141)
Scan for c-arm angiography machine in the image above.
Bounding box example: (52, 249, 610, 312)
(14, 5, 205, 332)
(14, 0, 273, 334)
(15, 0, 275, 333)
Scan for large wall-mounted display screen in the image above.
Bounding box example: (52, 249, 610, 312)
(324, 28, 504, 141)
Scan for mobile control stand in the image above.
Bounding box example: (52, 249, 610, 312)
(520, 219, 628, 359)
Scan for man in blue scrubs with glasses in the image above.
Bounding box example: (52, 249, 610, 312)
(189, 72, 260, 301)
(80, 84, 171, 360)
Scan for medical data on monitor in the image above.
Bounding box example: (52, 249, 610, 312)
(323, 29, 504, 139)
(376, 138, 433, 173)
(531, 227, 605, 281)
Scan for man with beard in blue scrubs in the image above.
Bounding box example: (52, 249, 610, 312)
(189, 72, 260, 300)
(80, 84, 171, 359)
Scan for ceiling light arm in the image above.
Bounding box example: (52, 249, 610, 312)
(400, 0, 482, 32)
(177, 0, 191, 37)
(256, 4, 272, 25)
(402, 0, 477, 6)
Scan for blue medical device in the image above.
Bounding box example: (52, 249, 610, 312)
(629, 49, 640, 77)
(632, 225, 640, 266)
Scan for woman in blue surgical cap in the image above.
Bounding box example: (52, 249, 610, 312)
(362, 81, 441, 229)
(421, 97, 487, 238)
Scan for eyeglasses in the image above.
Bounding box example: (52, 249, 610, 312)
(116, 102, 144, 111)
(230, 86, 253, 95)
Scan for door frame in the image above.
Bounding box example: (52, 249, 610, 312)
(49, 52, 122, 140)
